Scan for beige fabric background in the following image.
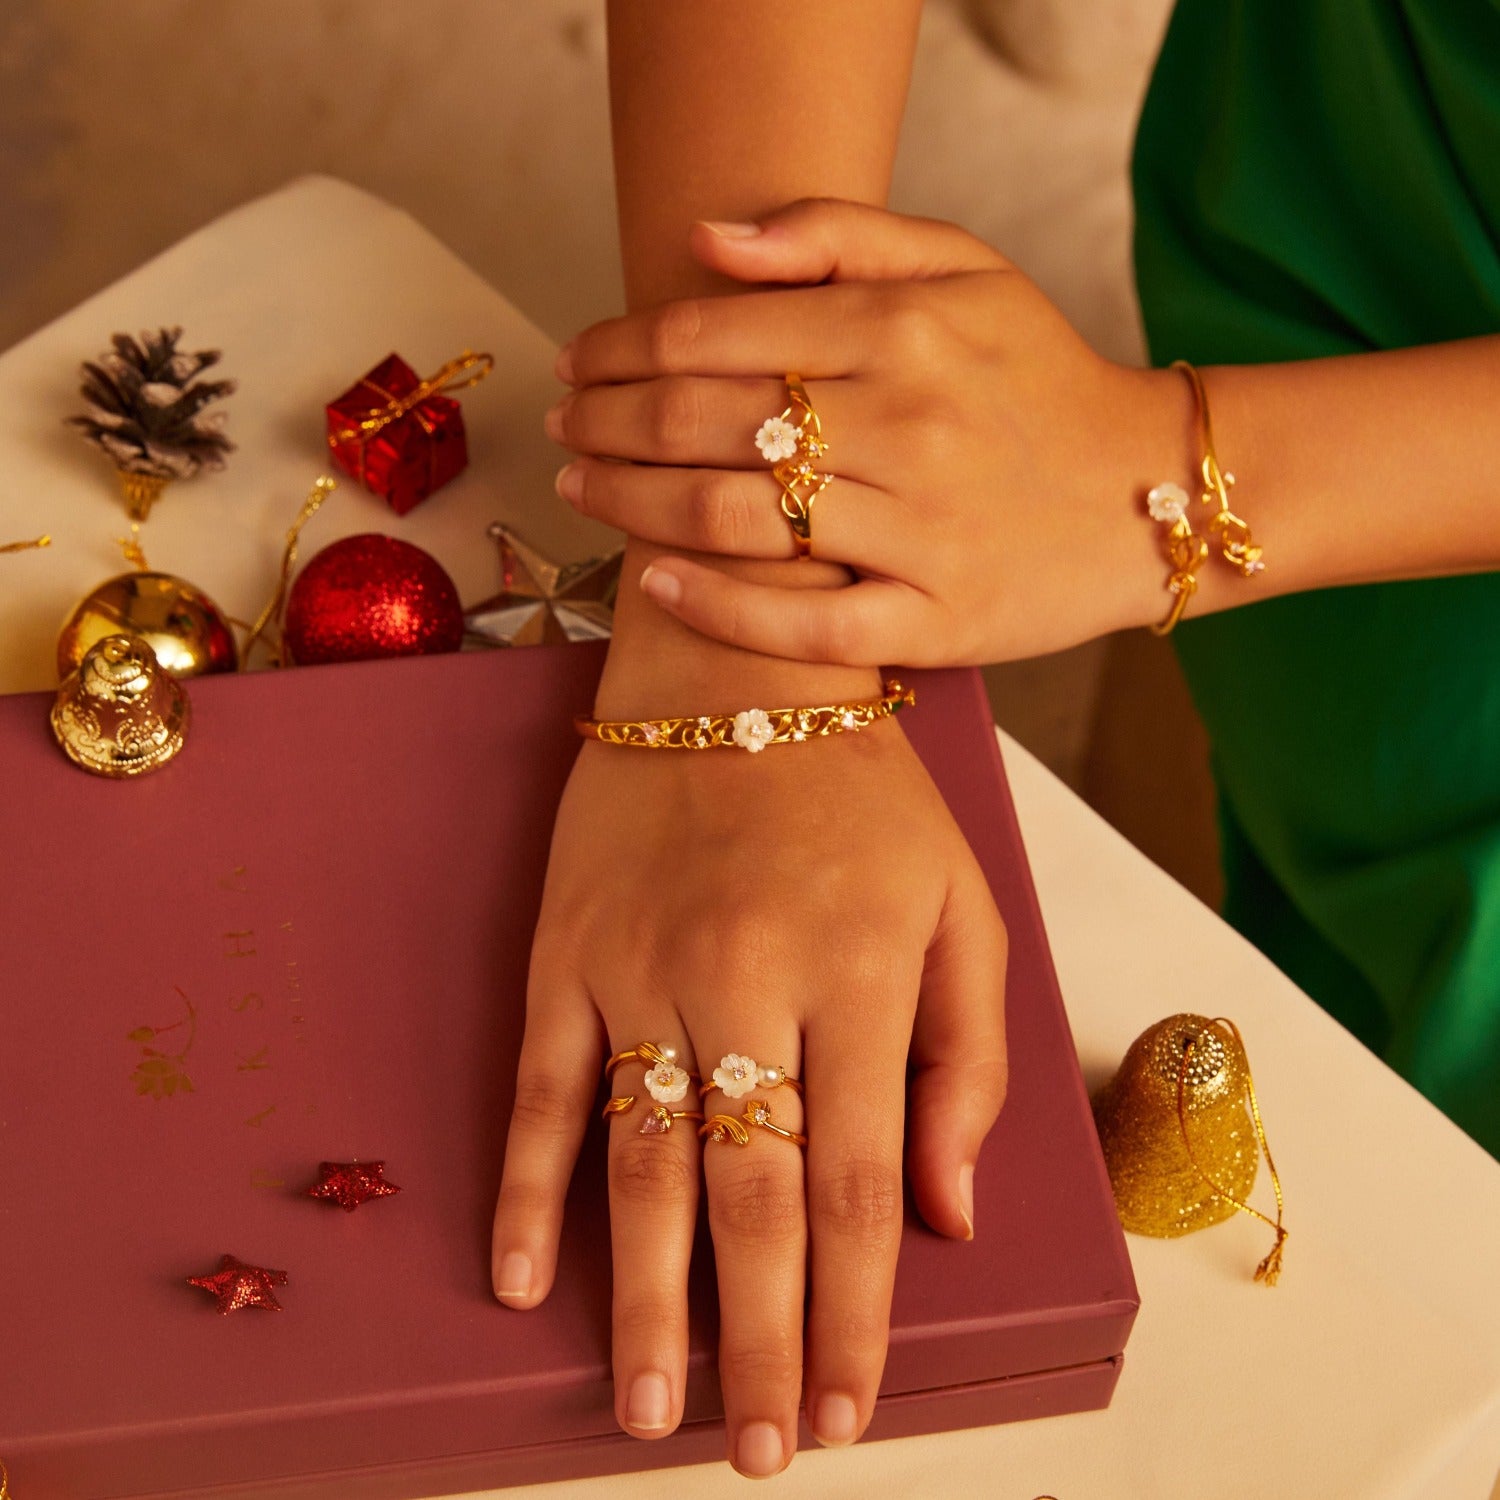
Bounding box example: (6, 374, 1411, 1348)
(0, 0, 1219, 898)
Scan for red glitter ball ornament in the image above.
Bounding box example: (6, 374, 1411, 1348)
(284, 533, 464, 665)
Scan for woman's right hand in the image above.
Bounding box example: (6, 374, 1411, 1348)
(549, 198, 1199, 666)
(488, 701, 1007, 1477)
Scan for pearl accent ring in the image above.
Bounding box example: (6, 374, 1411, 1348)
(702, 1053, 804, 1103)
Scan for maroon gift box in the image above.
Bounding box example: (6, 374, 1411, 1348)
(0, 646, 1137, 1498)
(325, 354, 469, 514)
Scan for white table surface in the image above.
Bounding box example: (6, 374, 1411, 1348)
(2, 177, 1497, 1500)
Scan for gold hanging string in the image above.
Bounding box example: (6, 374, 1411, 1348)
(239, 476, 338, 669)
(1175, 1017, 1288, 1284)
(1, 534, 50, 554)
(113, 523, 148, 571)
(328, 351, 494, 446)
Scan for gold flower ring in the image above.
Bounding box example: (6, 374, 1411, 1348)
(601, 1040, 699, 1120)
(753, 373, 833, 559)
(700, 1098, 808, 1148)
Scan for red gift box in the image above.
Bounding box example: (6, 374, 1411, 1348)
(325, 351, 491, 515)
(0, 646, 1137, 1497)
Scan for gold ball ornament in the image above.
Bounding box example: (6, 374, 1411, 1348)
(57, 570, 238, 681)
(1091, 1014, 1287, 1285)
(51, 634, 190, 778)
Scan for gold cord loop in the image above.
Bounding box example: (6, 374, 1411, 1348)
(0, 534, 50, 555)
(239, 476, 339, 667)
(1174, 1017, 1287, 1284)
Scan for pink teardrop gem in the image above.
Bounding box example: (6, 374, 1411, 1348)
(639, 1110, 670, 1135)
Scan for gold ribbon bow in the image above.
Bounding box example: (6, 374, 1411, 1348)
(329, 350, 494, 447)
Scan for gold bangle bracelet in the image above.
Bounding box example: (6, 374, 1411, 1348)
(1146, 362, 1264, 636)
(576, 679, 914, 752)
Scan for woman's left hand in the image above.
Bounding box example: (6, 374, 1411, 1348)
(547, 199, 1192, 666)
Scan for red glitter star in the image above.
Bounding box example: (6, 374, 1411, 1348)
(187, 1254, 287, 1314)
(307, 1159, 402, 1212)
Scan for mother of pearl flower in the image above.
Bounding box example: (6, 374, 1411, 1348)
(644, 1060, 690, 1104)
(754, 416, 800, 463)
(713, 1053, 759, 1099)
(732, 709, 775, 753)
(1147, 482, 1190, 524)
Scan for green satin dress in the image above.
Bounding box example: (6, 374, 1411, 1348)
(1132, 2, 1500, 1156)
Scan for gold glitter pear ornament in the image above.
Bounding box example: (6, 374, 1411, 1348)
(51, 634, 190, 778)
(1091, 1014, 1287, 1284)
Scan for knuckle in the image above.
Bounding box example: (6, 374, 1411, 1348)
(509, 1071, 584, 1139)
(884, 297, 945, 366)
(495, 1175, 555, 1221)
(713, 586, 749, 647)
(710, 1159, 804, 1239)
(818, 1303, 892, 1364)
(807, 601, 864, 666)
(649, 378, 703, 457)
(611, 1136, 698, 1202)
(719, 1338, 802, 1391)
(647, 299, 704, 372)
(614, 1294, 678, 1343)
(703, 905, 779, 974)
(809, 1151, 904, 1235)
(688, 475, 753, 554)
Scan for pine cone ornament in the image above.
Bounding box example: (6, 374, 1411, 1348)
(68, 327, 236, 519)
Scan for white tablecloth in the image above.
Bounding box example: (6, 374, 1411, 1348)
(2, 177, 1497, 1500)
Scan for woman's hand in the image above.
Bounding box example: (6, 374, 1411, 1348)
(489, 719, 1007, 1476)
(547, 199, 1194, 665)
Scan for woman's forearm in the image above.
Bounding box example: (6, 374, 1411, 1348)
(1189, 336, 1500, 616)
(594, 1, 921, 717)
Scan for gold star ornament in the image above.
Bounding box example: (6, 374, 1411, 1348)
(464, 523, 623, 647)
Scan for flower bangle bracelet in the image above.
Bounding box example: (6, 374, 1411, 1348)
(576, 680, 914, 753)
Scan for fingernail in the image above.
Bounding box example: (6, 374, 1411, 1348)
(494, 1251, 532, 1300)
(544, 397, 569, 442)
(639, 564, 682, 607)
(735, 1421, 785, 1477)
(700, 219, 761, 239)
(812, 1392, 859, 1447)
(958, 1162, 975, 1240)
(554, 342, 576, 384)
(555, 462, 584, 504)
(625, 1371, 672, 1432)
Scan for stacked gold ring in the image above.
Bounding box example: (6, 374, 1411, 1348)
(698, 1052, 807, 1149)
(700, 1099, 808, 1148)
(601, 1041, 701, 1128)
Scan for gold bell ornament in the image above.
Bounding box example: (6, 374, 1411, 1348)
(1091, 1014, 1287, 1284)
(56, 530, 238, 680)
(51, 634, 190, 778)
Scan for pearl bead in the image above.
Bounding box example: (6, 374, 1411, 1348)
(758, 1065, 782, 1086)
(659, 1045, 676, 1063)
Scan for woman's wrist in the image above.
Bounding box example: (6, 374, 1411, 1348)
(596, 538, 882, 720)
